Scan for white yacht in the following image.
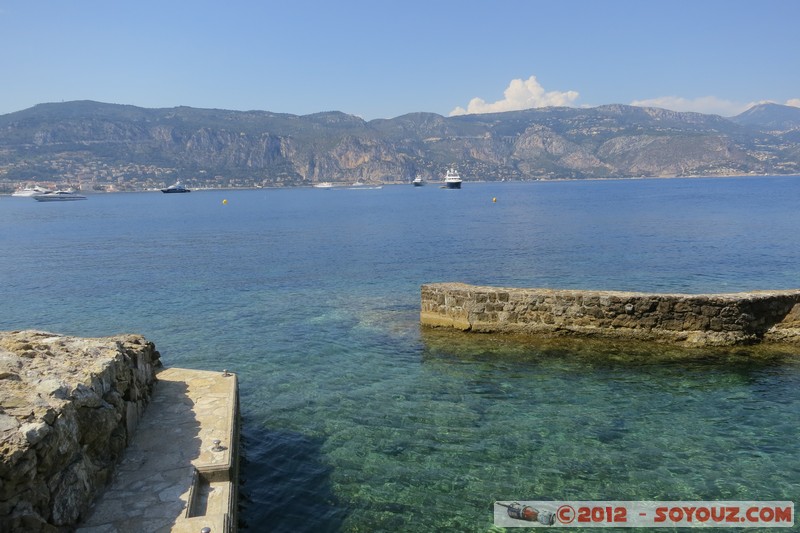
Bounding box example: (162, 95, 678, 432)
(412, 176, 424, 186)
(12, 185, 52, 197)
(348, 181, 382, 190)
(444, 168, 462, 189)
(314, 182, 333, 189)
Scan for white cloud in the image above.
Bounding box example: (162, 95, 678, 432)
(449, 76, 579, 116)
(632, 97, 800, 115)
(630, 96, 753, 117)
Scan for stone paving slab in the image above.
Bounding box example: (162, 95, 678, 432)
(77, 367, 238, 533)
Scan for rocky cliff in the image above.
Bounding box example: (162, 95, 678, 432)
(1, 101, 799, 189)
(0, 331, 160, 532)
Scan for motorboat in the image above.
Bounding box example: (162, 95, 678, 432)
(161, 182, 191, 193)
(33, 190, 86, 201)
(12, 185, 52, 197)
(347, 182, 382, 190)
(412, 176, 424, 186)
(444, 168, 462, 189)
(314, 182, 333, 189)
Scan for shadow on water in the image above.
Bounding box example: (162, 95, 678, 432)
(239, 419, 348, 533)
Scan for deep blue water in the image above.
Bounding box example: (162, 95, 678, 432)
(1, 177, 799, 531)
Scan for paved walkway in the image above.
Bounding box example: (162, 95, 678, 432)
(76, 367, 239, 533)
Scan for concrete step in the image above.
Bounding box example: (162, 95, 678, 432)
(77, 367, 239, 532)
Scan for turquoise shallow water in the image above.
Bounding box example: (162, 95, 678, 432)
(1, 177, 799, 531)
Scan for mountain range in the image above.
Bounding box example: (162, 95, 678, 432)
(1, 100, 799, 190)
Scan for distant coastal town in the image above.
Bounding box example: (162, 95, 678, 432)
(0, 161, 272, 194)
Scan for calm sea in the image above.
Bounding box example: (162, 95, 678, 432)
(1, 177, 799, 531)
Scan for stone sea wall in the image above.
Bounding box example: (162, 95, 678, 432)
(0, 331, 160, 532)
(421, 283, 800, 346)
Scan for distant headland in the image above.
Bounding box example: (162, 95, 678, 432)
(1, 100, 800, 193)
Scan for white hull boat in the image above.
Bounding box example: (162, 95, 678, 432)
(12, 185, 53, 197)
(444, 168, 462, 189)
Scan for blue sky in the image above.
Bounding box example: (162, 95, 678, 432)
(1, 0, 798, 120)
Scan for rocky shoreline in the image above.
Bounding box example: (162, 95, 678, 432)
(0, 330, 160, 532)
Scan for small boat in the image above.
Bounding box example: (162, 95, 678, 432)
(314, 182, 333, 189)
(33, 190, 86, 201)
(161, 182, 191, 193)
(347, 182, 382, 190)
(444, 167, 462, 189)
(12, 185, 53, 197)
(412, 176, 425, 187)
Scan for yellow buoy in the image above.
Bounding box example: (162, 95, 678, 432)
(492, 197, 497, 203)
(222, 199, 228, 205)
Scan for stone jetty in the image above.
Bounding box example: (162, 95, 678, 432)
(0, 330, 239, 532)
(421, 283, 800, 346)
